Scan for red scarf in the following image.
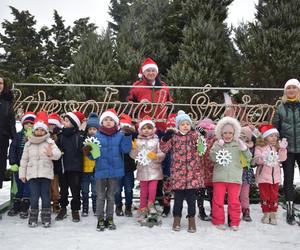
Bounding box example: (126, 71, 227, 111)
(99, 126, 118, 136)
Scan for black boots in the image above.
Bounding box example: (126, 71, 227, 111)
(7, 198, 21, 216)
(115, 204, 124, 216)
(198, 206, 211, 221)
(286, 201, 296, 225)
(72, 210, 80, 222)
(242, 208, 252, 222)
(20, 198, 30, 219)
(55, 207, 67, 221)
(125, 205, 133, 217)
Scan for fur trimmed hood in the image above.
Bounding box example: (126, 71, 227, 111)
(215, 116, 241, 140)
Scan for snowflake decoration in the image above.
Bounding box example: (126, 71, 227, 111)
(84, 136, 100, 146)
(135, 148, 151, 166)
(216, 149, 232, 167)
(263, 151, 279, 167)
(197, 135, 207, 156)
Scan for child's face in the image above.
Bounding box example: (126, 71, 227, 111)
(23, 122, 33, 131)
(34, 128, 47, 137)
(102, 117, 115, 128)
(63, 117, 73, 128)
(179, 121, 191, 134)
(88, 127, 98, 136)
(222, 125, 234, 142)
(141, 124, 154, 136)
(265, 133, 278, 146)
(286, 85, 299, 99)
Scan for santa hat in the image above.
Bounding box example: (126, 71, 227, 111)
(284, 78, 300, 92)
(21, 112, 36, 125)
(65, 111, 85, 128)
(197, 118, 215, 131)
(138, 115, 155, 132)
(138, 58, 159, 79)
(175, 110, 193, 129)
(119, 114, 132, 128)
(86, 112, 100, 129)
(48, 113, 62, 128)
(33, 111, 48, 132)
(258, 124, 279, 139)
(99, 108, 119, 125)
(166, 114, 176, 129)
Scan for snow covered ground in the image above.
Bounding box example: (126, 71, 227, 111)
(0, 169, 299, 250)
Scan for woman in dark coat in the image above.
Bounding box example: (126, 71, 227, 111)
(0, 76, 16, 188)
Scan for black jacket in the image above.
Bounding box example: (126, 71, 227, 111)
(0, 91, 16, 139)
(9, 130, 25, 166)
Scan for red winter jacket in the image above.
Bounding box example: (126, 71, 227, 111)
(160, 130, 204, 190)
(128, 77, 173, 131)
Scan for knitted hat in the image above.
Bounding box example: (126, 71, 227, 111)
(258, 124, 279, 139)
(99, 108, 119, 125)
(48, 113, 62, 128)
(197, 118, 215, 131)
(166, 114, 176, 129)
(138, 115, 155, 132)
(284, 78, 300, 92)
(33, 111, 48, 132)
(175, 110, 193, 129)
(21, 112, 36, 125)
(138, 58, 159, 79)
(215, 116, 241, 140)
(65, 111, 85, 128)
(119, 114, 132, 128)
(86, 112, 100, 129)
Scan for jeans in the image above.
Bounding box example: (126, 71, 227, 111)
(28, 178, 51, 209)
(114, 171, 134, 206)
(173, 189, 196, 217)
(81, 173, 97, 210)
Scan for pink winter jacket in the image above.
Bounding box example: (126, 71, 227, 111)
(160, 130, 204, 190)
(130, 134, 165, 181)
(19, 134, 62, 181)
(253, 144, 287, 184)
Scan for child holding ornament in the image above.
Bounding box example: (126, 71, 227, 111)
(130, 116, 165, 221)
(210, 117, 251, 231)
(160, 110, 204, 233)
(253, 124, 287, 225)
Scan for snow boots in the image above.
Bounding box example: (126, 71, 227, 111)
(97, 218, 106, 231)
(28, 209, 39, 227)
(106, 217, 116, 230)
(187, 216, 196, 233)
(55, 207, 67, 221)
(41, 208, 52, 227)
(125, 205, 133, 217)
(172, 216, 181, 231)
(161, 205, 170, 217)
(269, 212, 277, 225)
(261, 212, 270, 224)
(72, 210, 80, 222)
(20, 198, 30, 219)
(115, 204, 124, 216)
(7, 198, 21, 216)
(198, 206, 211, 221)
(242, 208, 252, 222)
(286, 201, 296, 225)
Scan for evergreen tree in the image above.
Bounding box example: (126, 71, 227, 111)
(108, 0, 133, 33)
(234, 0, 300, 90)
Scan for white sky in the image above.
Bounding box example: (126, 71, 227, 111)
(0, 0, 258, 33)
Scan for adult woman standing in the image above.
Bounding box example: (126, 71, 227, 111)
(272, 78, 300, 225)
(0, 76, 16, 189)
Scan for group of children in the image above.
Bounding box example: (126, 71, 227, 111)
(6, 105, 288, 232)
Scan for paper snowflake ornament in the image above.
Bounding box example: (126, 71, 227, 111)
(135, 148, 151, 166)
(84, 137, 101, 146)
(263, 151, 279, 167)
(216, 149, 232, 167)
(197, 135, 207, 156)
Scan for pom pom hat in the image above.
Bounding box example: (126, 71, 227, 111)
(21, 112, 36, 125)
(175, 110, 193, 129)
(258, 124, 279, 139)
(65, 111, 85, 128)
(86, 112, 100, 129)
(99, 108, 119, 125)
(48, 113, 62, 128)
(33, 111, 48, 132)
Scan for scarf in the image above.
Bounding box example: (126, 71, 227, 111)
(99, 126, 118, 136)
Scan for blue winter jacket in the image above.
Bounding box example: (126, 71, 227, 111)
(92, 130, 132, 179)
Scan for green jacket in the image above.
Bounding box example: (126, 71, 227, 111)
(210, 140, 252, 184)
(272, 102, 300, 153)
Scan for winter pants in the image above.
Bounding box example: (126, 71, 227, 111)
(240, 183, 250, 209)
(282, 152, 300, 201)
(140, 180, 158, 209)
(0, 136, 9, 189)
(50, 174, 60, 203)
(115, 171, 134, 206)
(28, 178, 51, 209)
(173, 189, 196, 217)
(14, 172, 30, 199)
(212, 182, 241, 227)
(81, 173, 97, 211)
(96, 177, 119, 219)
(59, 171, 82, 211)
(196, 186, 213, 210)
(258, 183, 279, 212)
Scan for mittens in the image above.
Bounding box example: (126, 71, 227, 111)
(218, 139, 225, 147)
(122, 126, 135, 136)
(279, 138, 288, 149)
(238, 138, 248, 151)
(10, 164, 19, 172)
(162, 130, 175, 142)
(147, 151, 157, 160)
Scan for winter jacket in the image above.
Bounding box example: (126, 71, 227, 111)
(128, 78, 173, 132)
(272, 102, 300, 153)
(9, 129, 26, 166)
(57, 128, 84, 172)
(130, 134, 165, 181)
(253, 144, 287, 184)
(0, 91, 16, 140)
(210, 140, 252, 184)
(91, 131, 132, 179)
(160, 130, 204, 190)
(201, 136, 216, 187)
(50, 128, 62, 175)
(19, 134, 62, 181)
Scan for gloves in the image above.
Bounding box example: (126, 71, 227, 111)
(122, 126, 135, 136)
(196, 127, 206, 136)
(162, 129, 175, 142)
(147, 151, 157, 160)
(279, 138, 288, 149)
(10, 164, 19, 172)
(238, 138, 248, 151)
(132, 139, 137, 150)
(82, 145, 92, 155)
(218, 139, 225, 147)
